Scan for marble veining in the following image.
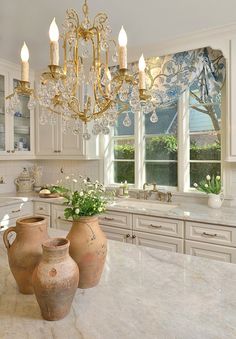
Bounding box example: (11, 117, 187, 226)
(1, 228, 236, 338)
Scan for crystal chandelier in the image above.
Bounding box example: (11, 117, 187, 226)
(6, 0, 159, 139)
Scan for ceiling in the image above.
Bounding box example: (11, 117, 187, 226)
(1, 0, 236, 70)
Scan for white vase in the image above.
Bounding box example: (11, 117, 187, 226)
(208, 193, 224, 209)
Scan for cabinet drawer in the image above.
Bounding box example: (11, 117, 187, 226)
(99, 211, 132, 230)
(134, 231, 184, 253)
(34, 201, 51, 216)
(133, 214, 184, 238)
(185, 240, 236, 263)
(0, 201, 32, 221)
(185, 221, 236, 247)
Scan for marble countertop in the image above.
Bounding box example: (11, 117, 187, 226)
(1, 228, 236, 339)
(0, 192, 236, 227)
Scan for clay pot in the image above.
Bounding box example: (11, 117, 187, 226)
(66, 216, 107, 289)
(32, 238, 79, 321)
(3, 216, 49, 294)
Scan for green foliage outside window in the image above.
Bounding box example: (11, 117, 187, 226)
(114, 135, 221, 185)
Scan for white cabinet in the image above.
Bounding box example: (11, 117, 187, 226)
(227, 37, 236, 161)
(51, 204, 72, 231)
(100, 210, 184, 253)
(185, 240, 236, 263)
(133, 231, 184, 253)
(34, 201, 51, 227)
(133, 214, 184, 238)
(0, 201, 33, 232)
(100, 225, 133, 243)
(0, 62, 35, 158)
(36, 111, 84, 157)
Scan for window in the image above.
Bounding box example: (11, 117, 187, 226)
(188, 82, 221, 187)
(144, 103, 178, 186)
(105, 69, 223, 192)
(112, 112, 135, 184)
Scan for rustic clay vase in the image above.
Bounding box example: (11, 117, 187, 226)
(3, 216, 49, 294)
(32, 238, 79, 321)
(66, 216, 107, 289)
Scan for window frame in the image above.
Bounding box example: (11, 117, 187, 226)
(104, 87, 224, 193)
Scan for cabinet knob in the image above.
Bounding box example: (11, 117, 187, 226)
(126, 234, 130, 238)
(132, 235, 136, 239)
(11, 150, 15, 153)
(6, 150, 10, 153)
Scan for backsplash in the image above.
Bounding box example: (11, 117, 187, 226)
(0, 159, 236, 206)
(0, 160, 101, 194)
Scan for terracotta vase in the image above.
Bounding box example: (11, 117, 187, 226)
(32, 238, 79, 321)
(66, 216, 107, 289)
(3, 216, 49, 294)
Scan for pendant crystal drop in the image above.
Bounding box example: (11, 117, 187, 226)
(27, 96, 36, 110)
(112, 52, 118, 63)
(143, 102, 154, 114)
(39, 112, 48, 125)
(123, 113, 131, 127)
(150, 111, 158, 123)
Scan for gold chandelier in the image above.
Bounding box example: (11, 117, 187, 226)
(7, 0, 158, 139)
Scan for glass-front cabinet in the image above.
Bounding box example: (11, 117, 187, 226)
(0, 74, 6, 152)
(12, 79, 31, 153)
(0, 65, 34, 157)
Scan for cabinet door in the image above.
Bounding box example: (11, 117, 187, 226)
(100, 225, 133, 243)
(57, 115, 84, 156)
(35, 107, 58, 155)
(51, 204, 72, 231)
(8, 77, 34, 155)
(0, 68, 9, 155)
(228, 38, 236, 160)
(185, 240, 236, 263)
(133, 231, 184, 253)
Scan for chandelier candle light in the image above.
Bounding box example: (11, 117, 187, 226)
(49, 18, 60, 66)
(21, 42, 29, 82)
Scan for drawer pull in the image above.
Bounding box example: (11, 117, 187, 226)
(39, 207, 44, 210)
(132, 235, 136, 239)
(11, 209, 21, 213)
(126, 234, 130, 238)
(202, 232, 218, 237)
(104, 217, 114, 221)
(150, 224, 162, 229)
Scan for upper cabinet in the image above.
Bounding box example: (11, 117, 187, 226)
(35, 106, 99, 159)
(0, 68, 8, 154)
(0, 62, 35, 158)
(226, 37, 236, 161)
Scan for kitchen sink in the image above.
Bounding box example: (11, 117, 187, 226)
(112, 199, 178, 212)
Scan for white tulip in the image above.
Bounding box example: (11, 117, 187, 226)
(193, 183, 198, 188)
(206, 175, 211, 181)
(79, 191, 84, 197)
(216, 176, 221, 181)
(204, 184, 209, 188)
(75, 208, 80, 214)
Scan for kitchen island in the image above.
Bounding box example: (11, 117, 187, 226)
(1, 228, 236, 339)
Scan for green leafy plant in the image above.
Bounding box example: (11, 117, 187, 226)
(55, 177, 114, 220)
(193, 175, 222, 194)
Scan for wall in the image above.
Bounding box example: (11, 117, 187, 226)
(0, 159, 101, 194)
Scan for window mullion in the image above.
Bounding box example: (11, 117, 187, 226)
(178, 90, 190, 192)
(135, 109, 143, 189)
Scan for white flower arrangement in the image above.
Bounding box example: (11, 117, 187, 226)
(53, 176, 114, 220)
(193, 175, 222, 194)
